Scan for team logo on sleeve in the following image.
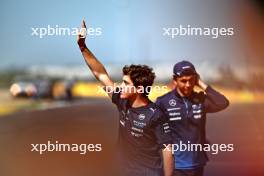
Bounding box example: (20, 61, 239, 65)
(149, 107, 156, 113)
(138, 114, 146, 120)
(169, 99, 177, 106)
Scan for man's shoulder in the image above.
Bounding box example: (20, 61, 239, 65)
(148, 103, 169, 123)
(147, 102, 164, 114)
(156, 89, 175, 103)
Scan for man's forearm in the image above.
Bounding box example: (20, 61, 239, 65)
(162, 145, 174, 176)
(197, 79, 208, 90)
(81, 46, 109, 81)
(204, 86, 229, 112)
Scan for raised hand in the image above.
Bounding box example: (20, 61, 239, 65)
(77, 19, 87, 51)
(196, 75, 208, 90)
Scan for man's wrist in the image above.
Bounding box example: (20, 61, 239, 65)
(79, 43, 87, 52)
(198, 80, 208, 90)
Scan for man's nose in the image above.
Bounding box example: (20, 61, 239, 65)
(186, 81, 191, 87)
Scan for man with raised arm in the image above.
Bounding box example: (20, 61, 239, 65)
(77, 20, 174, 176)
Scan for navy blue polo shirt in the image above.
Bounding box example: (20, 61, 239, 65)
(156, 86, 229, 169)
(112, 89, 172, 175)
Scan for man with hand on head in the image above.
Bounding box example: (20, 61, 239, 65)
(77, 19, 174, 176)
(156, 61, 229, 176)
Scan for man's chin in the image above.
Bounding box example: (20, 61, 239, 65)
(120, 94, 127, 99)
(183, 91, 192, 97)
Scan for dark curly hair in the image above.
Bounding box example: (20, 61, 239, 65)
(122, 64, 156, 97)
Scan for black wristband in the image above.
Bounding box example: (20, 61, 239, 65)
(79, 44, 87, 52)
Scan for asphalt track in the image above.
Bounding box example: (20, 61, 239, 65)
(0, 99, 264, 176)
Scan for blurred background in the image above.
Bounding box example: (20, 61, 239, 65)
(0, 0, 263, 176)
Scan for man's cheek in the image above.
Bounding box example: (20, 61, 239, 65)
(191, 80, 196, 86)
(177, 83, 184, 89)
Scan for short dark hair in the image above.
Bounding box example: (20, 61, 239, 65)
(122, 64, 155, 97)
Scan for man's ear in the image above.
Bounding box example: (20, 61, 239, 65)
(172, 76, 178, 84)
(173, 79, 177, 87)
(167, 76, 177, 90)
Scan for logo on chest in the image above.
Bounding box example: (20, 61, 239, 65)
(192, 103, 203, 119)
(138, 114, 146, 120)
(169, 99, 177, 106)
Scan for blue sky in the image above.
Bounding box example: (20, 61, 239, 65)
(0, 0, 243, 70)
